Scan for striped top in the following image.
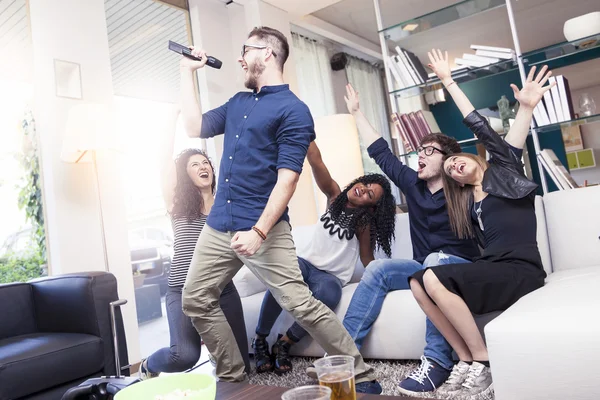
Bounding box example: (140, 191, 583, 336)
(169, 215, 206, 287)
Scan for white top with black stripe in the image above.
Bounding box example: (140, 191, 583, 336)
(169, 215, 206, 287)
(296, 211, 360, 286)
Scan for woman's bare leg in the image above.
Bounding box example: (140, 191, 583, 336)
(410, 278, 473, 362)
(422, 270, 488, 361)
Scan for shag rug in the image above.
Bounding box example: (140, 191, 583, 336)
(248, 356, 495, 399)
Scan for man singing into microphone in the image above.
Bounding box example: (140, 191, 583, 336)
(180, 27, 381, 393)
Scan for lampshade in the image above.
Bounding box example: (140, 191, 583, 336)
(313, 114, 365, 215)
(61, 103, 119, 163)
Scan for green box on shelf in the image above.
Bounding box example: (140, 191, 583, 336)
(577, 149, 595, 169)
(566, 152, 578, 170)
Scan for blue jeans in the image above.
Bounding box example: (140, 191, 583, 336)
(342, 252, 470, 370)
(147, 283, 250, 374)
(256, 257, 343, 342)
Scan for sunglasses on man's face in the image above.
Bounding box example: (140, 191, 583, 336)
(241, 44, 277, 58)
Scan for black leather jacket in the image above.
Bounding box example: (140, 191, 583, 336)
(463, 110, 538, 200)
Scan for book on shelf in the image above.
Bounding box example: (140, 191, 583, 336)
(475, 49, 515, 60)
(556, 75, 575, 121)
(548, 76, 564, 122)
(386, 47, 428, 89)
(399, 51, 422, 86)
(387, 56, 406, 89)
(417, 110, 440, 133)
(400, 113, 421, 149)
(540, 149, 579, 189)
(533, 102, 550, 126)
(538, 153, 565, 189)
(470, 44, 514, 54)
(391, 111, 441, 153)
(456, 44, 515, 69)
(532, 75, 575, 127)
(391, 113, 415, 153)
(408, 112, 426, 138)
(463, 53, 501, 64)
(543, 89, 558, 124)
(394, 53, 418, 87)
(401, 48, 429, 84)
(561, 125, 584, 152)
(455, 57, 491, 68)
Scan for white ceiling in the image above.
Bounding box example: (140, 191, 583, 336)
(105, 0, 190, 103)
(262, 0, 344, 16)
(0, 0, 32, 83)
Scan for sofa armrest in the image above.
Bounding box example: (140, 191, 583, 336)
(29, 272, 129, 376)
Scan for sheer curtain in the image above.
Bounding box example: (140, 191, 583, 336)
(345, 56, 392, 175)
(291, 33, 336, 118)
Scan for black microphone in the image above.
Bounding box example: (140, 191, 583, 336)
(168, 40, 222, 69)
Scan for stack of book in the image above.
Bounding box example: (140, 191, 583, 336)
(387, 46, 429, 89)
(455, 44, 516, 69)
(538, 149, 579, 189)
(532, 75, 575, 127)
(390, 110, 440, 153)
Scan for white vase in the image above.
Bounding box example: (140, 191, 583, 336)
(563, 12, 600, 42)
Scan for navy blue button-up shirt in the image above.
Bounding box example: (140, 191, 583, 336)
(200, 84, 315, 233)
(368, 138, 481, 263)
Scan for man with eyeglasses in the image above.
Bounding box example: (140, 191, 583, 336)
(342, 84, 481, 395)
(178, 27, 381, 393)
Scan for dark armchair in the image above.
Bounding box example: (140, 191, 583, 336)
(0, 272, 129, 400)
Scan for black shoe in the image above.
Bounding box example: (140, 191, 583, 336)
(252, 335, 273, 373)
(271, 334, 293, 375)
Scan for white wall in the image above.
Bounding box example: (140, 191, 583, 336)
(29, 0, 140, 362)
(568, 84, 600, 186)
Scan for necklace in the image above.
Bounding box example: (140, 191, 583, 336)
(474, 198, 485, 231)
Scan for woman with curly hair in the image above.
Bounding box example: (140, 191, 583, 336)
(252, 141, 396, 375)
(138, 108, 250, 379)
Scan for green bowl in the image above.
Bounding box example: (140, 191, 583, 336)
(114, 374, 216, 400)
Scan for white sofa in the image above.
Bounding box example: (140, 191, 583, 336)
(486, 185, 600, 400)
(233, 211, 429, 361)
(233, 186, 600, 399)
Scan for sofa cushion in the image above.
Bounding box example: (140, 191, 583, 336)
(545, 264, 600, 284)
(0, 332, 104, 399)
(234, 213, 415, 298)
(233, 266, 267, 298)
(543, 185, 600, 272)
(241, 283, 428, 360)
(0, 283, 36, 340)
(485, 267, 600, 400)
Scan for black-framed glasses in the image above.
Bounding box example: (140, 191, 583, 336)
(417, 145, 447, 156)
(241, 44, 277, 58)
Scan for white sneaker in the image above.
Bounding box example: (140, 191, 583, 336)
(435, 361, 471, 398)
(306, 354, 327, 380)
(138, 358, 159, 381)
(460, 362, 493, 397)
(306, 365, 317, 380)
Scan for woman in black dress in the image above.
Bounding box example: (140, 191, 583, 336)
(409, 50, 554, 398)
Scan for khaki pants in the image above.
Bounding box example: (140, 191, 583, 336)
(182, 221, 375, 383)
